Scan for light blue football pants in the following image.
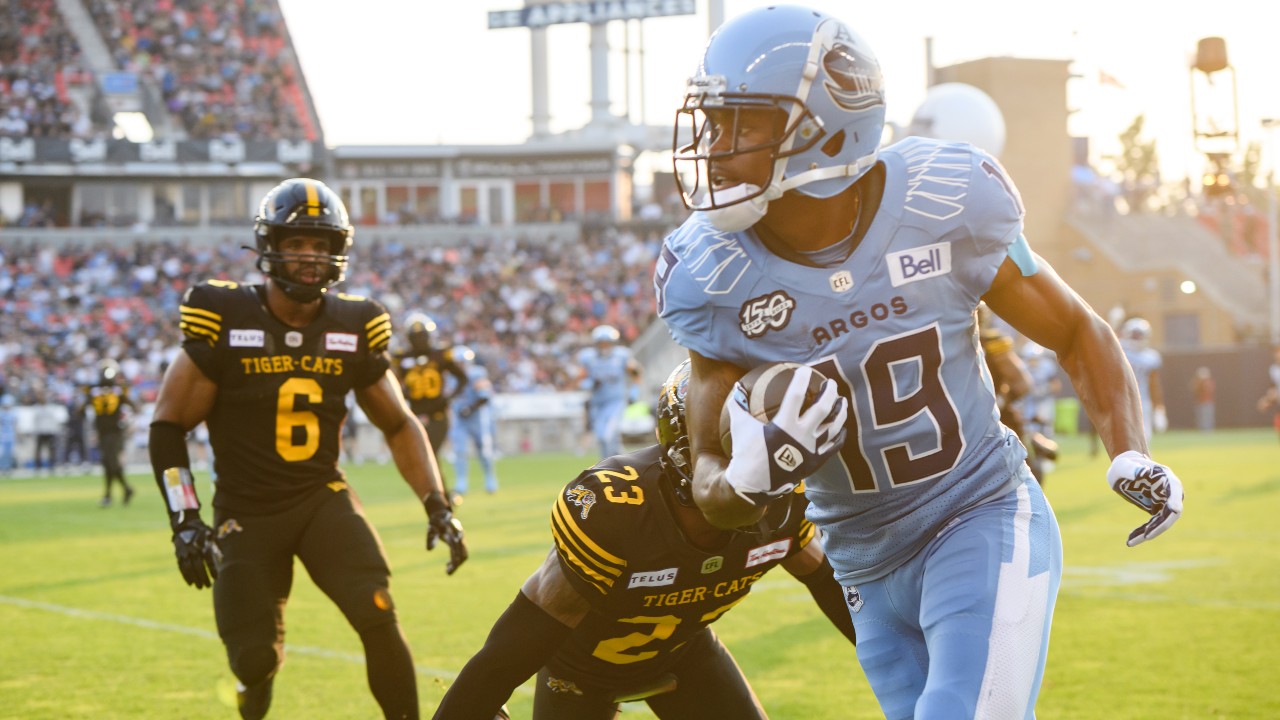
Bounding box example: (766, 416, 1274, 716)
(848, 474, 1062, 719)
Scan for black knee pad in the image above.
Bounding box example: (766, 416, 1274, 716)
(230, 644, 281, 687)
(335, 583, 399, 635)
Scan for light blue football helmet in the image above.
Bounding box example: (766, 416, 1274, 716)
(450, 344, 475, 364)
(674, 5, 886, 213)
(591, 325, 620, 344)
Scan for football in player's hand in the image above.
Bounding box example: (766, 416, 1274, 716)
(720, 362, 828, 456)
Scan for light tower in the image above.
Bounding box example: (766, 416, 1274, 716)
(1189, 37, 1239, 199)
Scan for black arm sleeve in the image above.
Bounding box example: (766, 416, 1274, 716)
(798, 556, 857, 646)
(150, 420, 195, 523)
(432, 590, 572, 720)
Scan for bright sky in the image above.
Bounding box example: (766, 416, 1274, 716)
(278, 0, 1280, 183)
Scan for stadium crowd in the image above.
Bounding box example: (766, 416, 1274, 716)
(0, 0, 93, 139)
(0, 226, 662, 468)
(87, 0, 314, 141)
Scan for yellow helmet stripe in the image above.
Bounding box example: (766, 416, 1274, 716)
(304, 180, 320, 216)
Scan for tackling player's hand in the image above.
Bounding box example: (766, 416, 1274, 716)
(424, 491, 468, 575)
(170, 512, 221, 589)
(724, 369, 847, 506)
(1106, 450, 1184, 547)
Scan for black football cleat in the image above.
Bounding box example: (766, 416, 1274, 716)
(123, 486, 135, 506)
(236, 678, 274, 720)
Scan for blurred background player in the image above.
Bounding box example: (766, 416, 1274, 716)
(575, 324, 640, 459)
(448, 346, 499, 497)
(977, 305, 1056, 484)
(1119, 317, 1166, 440)
(1019, 341, 1061, 482)
(0, 394, 17, 475)
(85, 359, 137, 507)
(431, 359, 857, 719)
(1258, 347, 1280, 442)
(1190, 367, 1216, 433)
(148, 177, 466, 720)
(395, 312, 468, 462)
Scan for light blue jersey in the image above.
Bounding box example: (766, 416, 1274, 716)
(451, 364, 498, 494)
(657, 138, 1033, 586)
(577, 344, 634, 458)
(1122, 344, 1162, 440)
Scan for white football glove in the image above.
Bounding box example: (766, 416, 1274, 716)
(1152, 406, 1168, 434)
(1106, 450, 1184, 547)
(724, 368, 848, 506)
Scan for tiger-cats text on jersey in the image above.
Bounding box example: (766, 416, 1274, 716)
(179, 280, 392, 513)
(550, 444, 815, 693)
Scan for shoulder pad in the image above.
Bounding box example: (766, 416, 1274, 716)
(333, 295, 391, 352)
(179, 280, 238, 346)
(550, 456, 656, 596)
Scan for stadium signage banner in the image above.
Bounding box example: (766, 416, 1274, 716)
(489, 0, 696, 29)
(0, 138, 323, 167)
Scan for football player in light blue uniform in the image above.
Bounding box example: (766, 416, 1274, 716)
(654, 6, 1186, 719)
(576, 325, 640, 459)
(449, 346, 499, 496)
(1119, 317, 1166, 440)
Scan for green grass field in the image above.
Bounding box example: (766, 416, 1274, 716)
(2, 429, 1278, 719)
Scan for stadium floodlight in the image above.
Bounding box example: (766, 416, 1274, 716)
(112, 112, 154, 143)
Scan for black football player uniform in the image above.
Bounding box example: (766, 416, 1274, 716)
(85, 367, 136, 505)
(547, 444, 815, 697)
(393, 346, 466, 451)
(179, 278, 392, 514)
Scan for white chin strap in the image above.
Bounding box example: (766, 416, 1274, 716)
(700, 152, 878, 233)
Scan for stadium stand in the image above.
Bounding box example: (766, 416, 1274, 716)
(0, 0, 94, 139)
(86, 0, 315, 141)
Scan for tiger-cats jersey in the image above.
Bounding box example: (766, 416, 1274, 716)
(657, 137, 1031, 587)
(550, 444, 815, 692)
(84, 381, 131, 435)
(393, 346, 466, 417)
(178, 280, 392, 514)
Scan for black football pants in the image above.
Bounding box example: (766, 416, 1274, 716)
(532, 627, 767, 720)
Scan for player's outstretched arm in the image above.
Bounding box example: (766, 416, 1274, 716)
(432, 550, 585, 720)
(150, 351, 221, 589)
(984, 254, 1184, 545)
(357, 370, 467, 573)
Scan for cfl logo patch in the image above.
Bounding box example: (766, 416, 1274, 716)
(739, 290, 795, 338)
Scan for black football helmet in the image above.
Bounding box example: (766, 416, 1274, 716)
(252, 178, 353, 302)
(656, 358, 695, 507)
(405, 312, 437, 354)
(98, 358, 122, 385)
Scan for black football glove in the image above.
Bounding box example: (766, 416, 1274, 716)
(170, 512, 221, 590)
(424, 491, 467, 575)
